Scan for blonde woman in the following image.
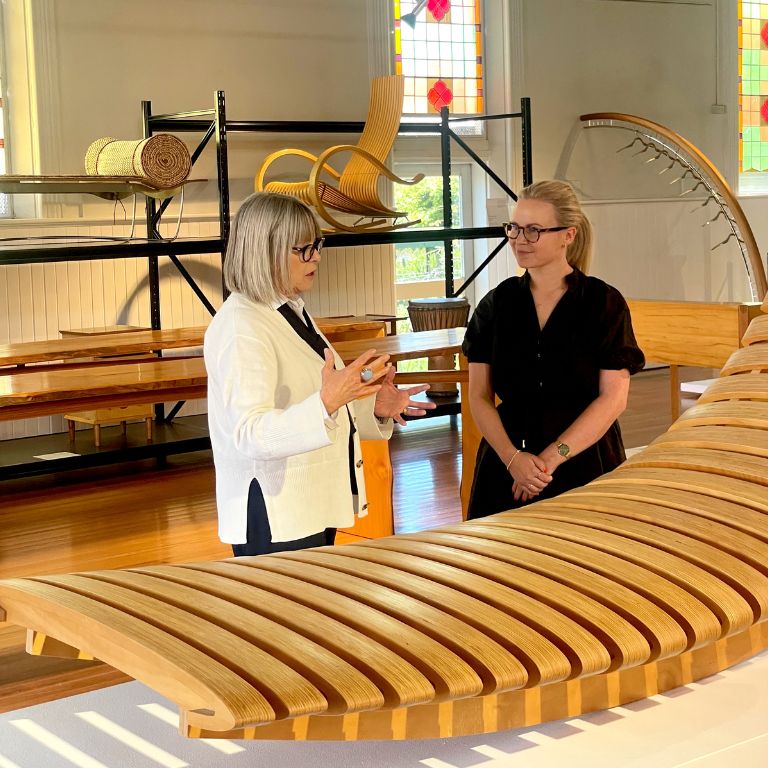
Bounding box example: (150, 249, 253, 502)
(463, 180, 644, 517)
(205, 192, 433, 555)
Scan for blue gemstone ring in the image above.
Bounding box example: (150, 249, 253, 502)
(360, 366, 374, 383)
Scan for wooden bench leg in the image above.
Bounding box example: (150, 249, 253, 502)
(94, 424, 101, 448)
(146, 417, 154, 443)
(669, 364, 680, 421)
(121, 420, 127, 435)
(67, 419, 75, 442)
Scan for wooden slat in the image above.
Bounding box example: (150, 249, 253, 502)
(648, 425, 768, 458)
(720, 345, 768, 376)
(698, 373, 768, 403)
(41, 573, 330, 719)
(670, 401, 768, 430)
(623, 445, 768, 485)
(562, 481, 768, 542)
(603, 466, 768, 514)
(741, 314, 768, 345)
(91, 569, 384, 715)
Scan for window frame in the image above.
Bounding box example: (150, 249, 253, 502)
(737, 0, 768, 196)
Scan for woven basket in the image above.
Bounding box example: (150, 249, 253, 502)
(85, 134, 191, 189)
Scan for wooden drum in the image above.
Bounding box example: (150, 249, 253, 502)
(407, 297, 470, 396)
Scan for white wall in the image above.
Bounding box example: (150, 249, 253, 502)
(35, 0, 372, 208)
(471, 0, 763, 304)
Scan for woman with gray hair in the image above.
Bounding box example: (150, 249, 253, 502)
(204, 192, 433, 555)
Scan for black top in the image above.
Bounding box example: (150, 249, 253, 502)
(462, 268, 645, 517)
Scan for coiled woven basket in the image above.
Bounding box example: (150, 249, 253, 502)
(85, 134, 191, 189)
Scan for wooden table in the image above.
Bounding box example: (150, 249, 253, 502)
(317, 314, 403, 337)
(0, 326, 208, 369)
(0, 329, 467, 540)
(60, 325, 150, 336)
(0, 329, 466, 420)
(0, 319, 429, 370)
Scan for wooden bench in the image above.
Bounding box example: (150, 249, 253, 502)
(0, 304, 766, 740)
(627, 299, 763, 419)
(59, 326, 155, 445)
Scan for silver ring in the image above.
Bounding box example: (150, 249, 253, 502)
(360, 366, 374, 383)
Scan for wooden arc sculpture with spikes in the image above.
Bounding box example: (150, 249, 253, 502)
(0, 297, 767, 741)
(255, 75, 424, 233)
(579, 112, 768, 301)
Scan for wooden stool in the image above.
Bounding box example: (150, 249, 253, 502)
(65, 405, 154, 447)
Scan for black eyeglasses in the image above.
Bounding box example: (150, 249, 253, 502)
(503, 223, 569, 243)
(291, 237, 325, 262)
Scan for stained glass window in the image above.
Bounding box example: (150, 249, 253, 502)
(393, 0, 484, 117)
(738, 1, 768, 176)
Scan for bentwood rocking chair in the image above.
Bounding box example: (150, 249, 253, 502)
(255, 75, 424, 233)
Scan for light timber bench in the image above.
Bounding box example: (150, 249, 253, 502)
(2, 309, 765, 741)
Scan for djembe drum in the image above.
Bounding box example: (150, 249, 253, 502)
(407, 297, 470, 397)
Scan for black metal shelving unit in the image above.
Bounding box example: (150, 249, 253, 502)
(0, 91, 533, 479)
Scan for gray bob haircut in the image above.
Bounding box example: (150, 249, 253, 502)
(223, 192, 322, 304)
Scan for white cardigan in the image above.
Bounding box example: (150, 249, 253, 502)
(204, 293, 392, 544)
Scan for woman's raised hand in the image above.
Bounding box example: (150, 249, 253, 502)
(320, 348, 391, 415)
(374, 364, 437, 425)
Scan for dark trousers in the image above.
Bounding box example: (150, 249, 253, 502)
(231, 479, 336, 557)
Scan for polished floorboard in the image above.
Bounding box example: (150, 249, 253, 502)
(0, 366, 706, 713)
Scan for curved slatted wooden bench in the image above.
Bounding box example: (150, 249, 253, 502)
(0, 306, 767, 740)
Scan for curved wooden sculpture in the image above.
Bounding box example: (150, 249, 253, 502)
(0, 303, 766, 740)
(579, 112, 768, 301)
(255, 75, 424, 233)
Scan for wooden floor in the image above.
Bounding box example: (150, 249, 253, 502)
(0, 366, 708, 713)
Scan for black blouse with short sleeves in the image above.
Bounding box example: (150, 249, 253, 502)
(462, 268, 645, 518)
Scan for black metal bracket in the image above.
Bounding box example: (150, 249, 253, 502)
(439, 97, 533, 296)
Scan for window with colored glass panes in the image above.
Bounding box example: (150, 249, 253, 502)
(739, 2, 768, 179)
(394, 0, 484, 117)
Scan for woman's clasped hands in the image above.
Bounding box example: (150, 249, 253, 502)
(507, 450, 553, 503)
